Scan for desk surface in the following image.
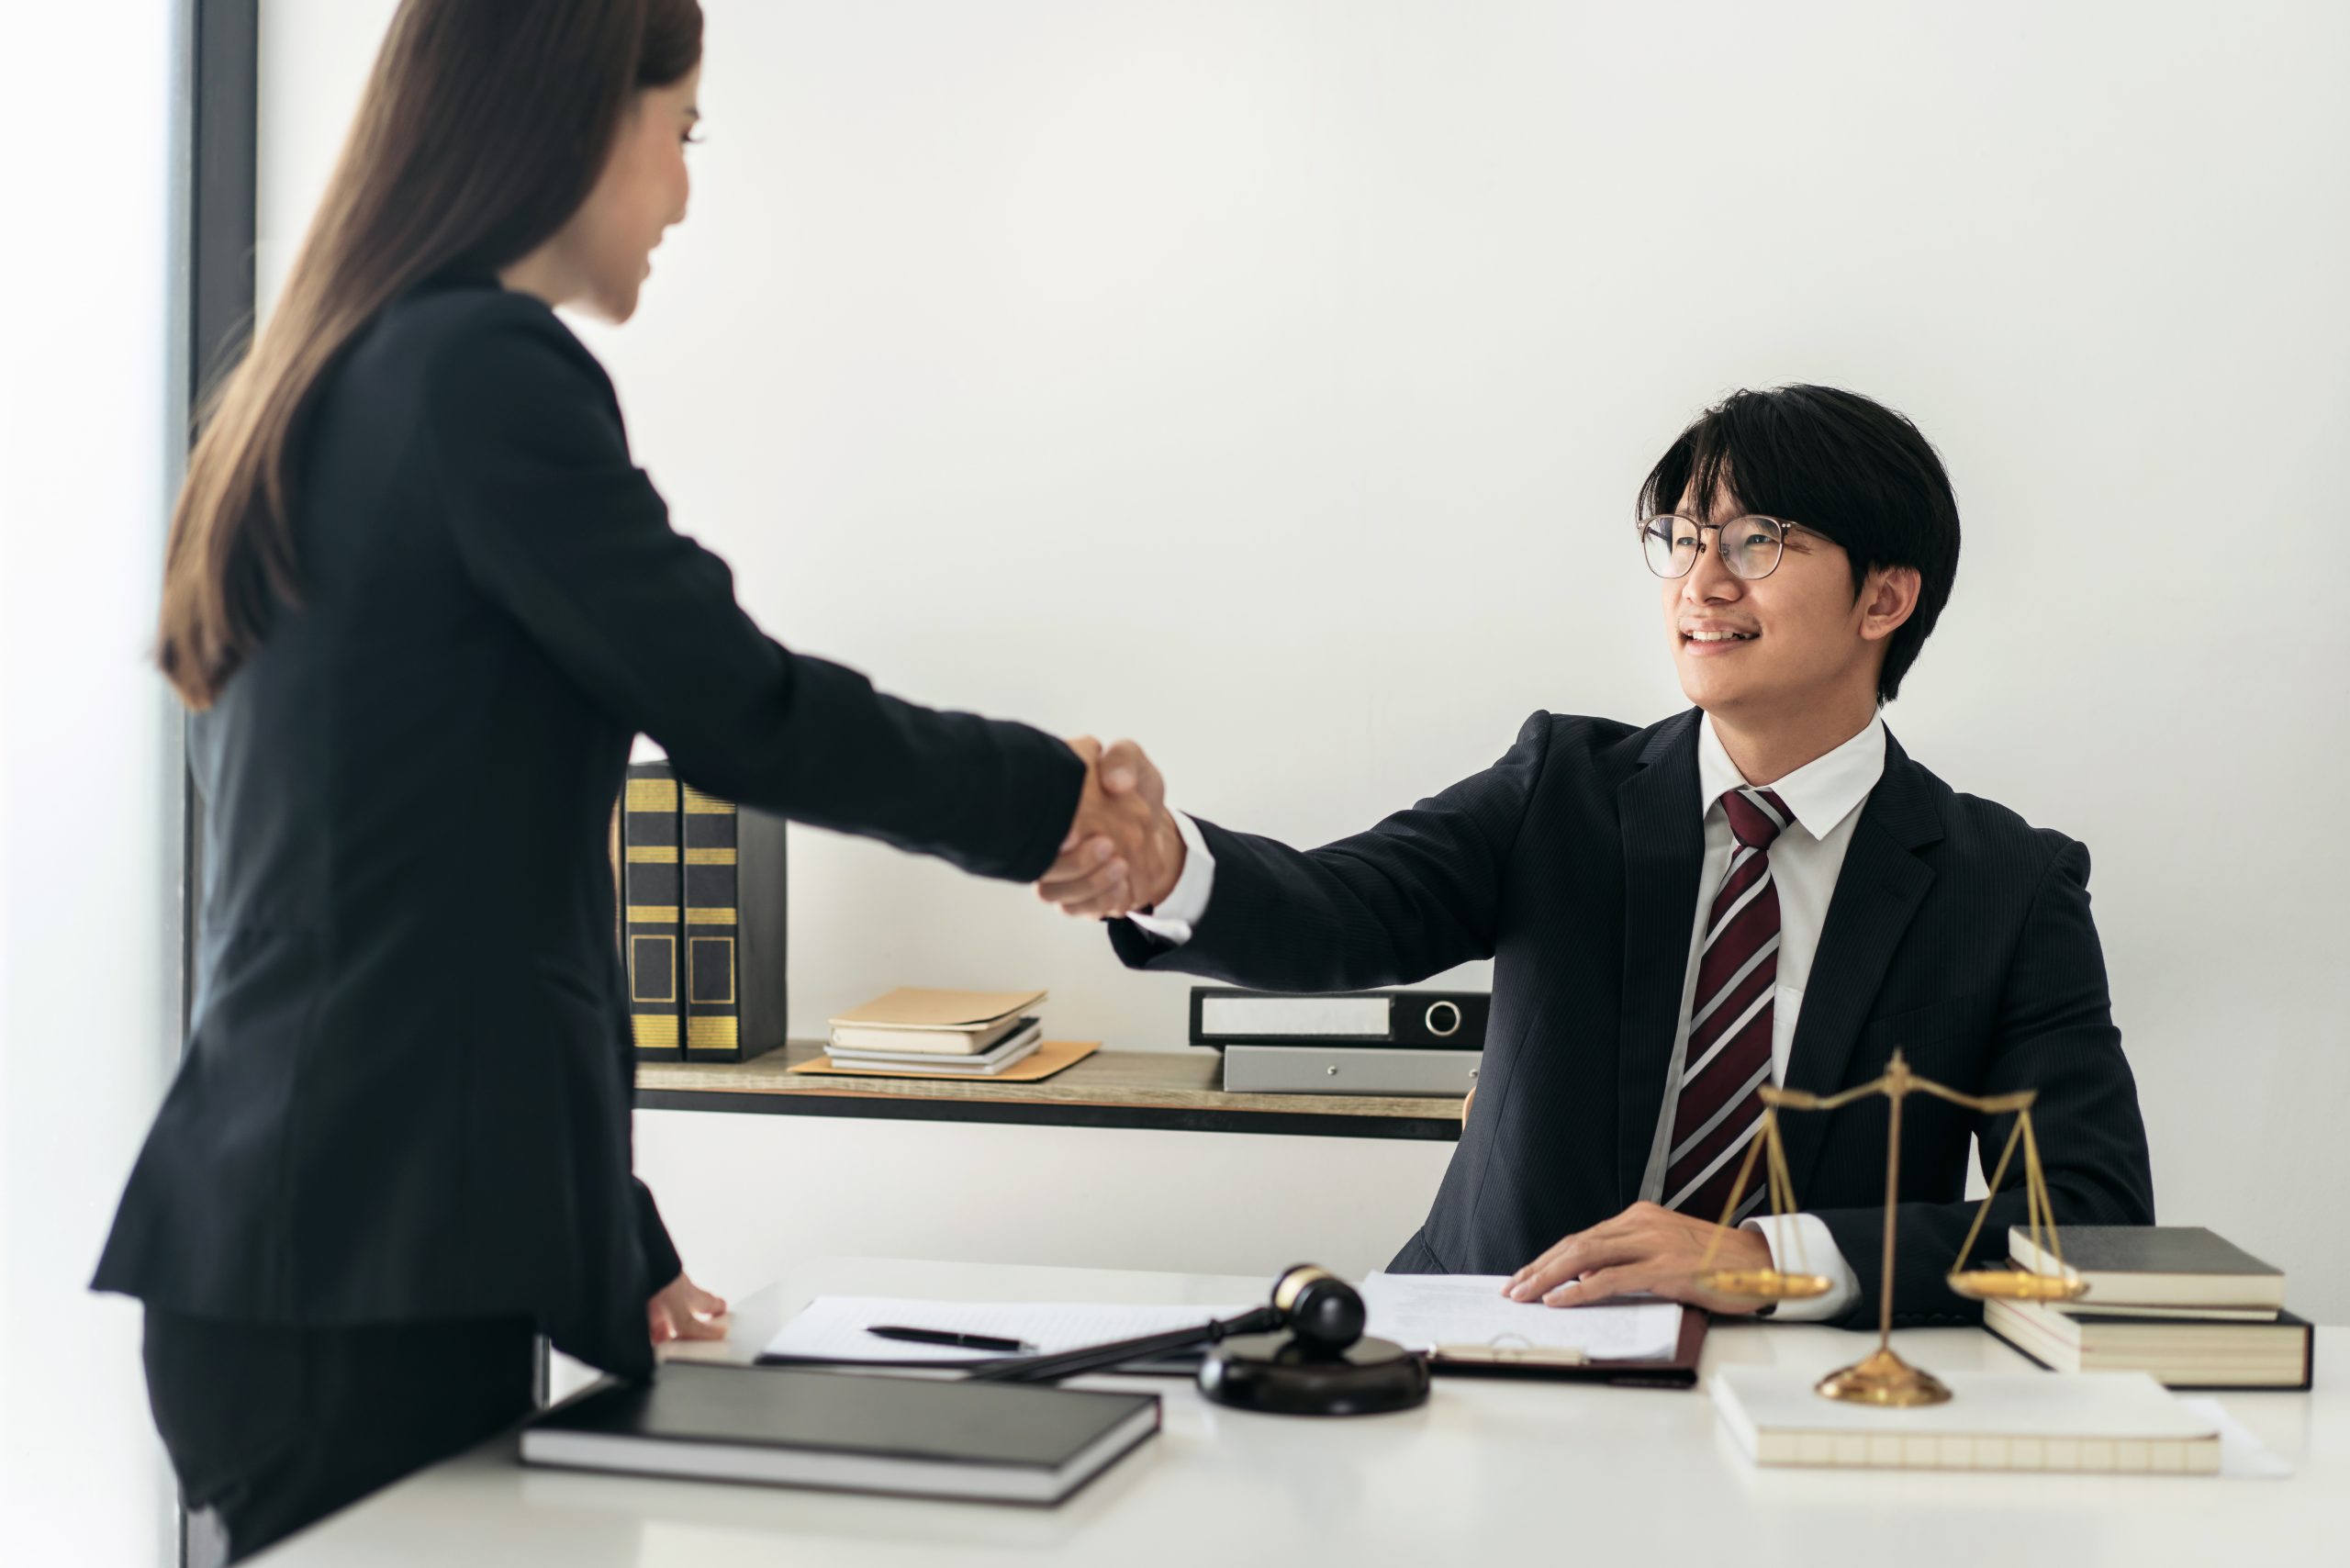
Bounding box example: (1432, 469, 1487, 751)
(264, 1257, 2342, 1567)
(635, 1040, 1467, 1141)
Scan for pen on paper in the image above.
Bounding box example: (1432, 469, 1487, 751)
(866, 1325, 1035, 1353)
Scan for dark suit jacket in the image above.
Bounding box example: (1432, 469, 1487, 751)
(95, 274, 1082, 1375)
(1111, 709, 2155, 1327)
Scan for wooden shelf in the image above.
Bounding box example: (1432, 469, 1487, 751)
(635, 1040, 1466, 1141)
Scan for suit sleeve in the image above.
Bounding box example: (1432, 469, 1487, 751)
(1807, 838, 2157, 1328)
(1104, 713, 1553, 990)
(431, 308, 1082, 882)
(631, 1178, 682, 1296)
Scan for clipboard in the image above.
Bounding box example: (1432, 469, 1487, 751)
(1426, 1307, 1709, 1388)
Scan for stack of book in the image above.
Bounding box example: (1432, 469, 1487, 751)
(825, 989, 1049, 1077)
(1986, 1226, 2313, 1390)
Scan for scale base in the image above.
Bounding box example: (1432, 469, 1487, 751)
(1196, 1333, 1429, 1417)
(1815, 1347, 1952, 1406)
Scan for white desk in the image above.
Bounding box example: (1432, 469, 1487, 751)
(265, 1258, 2343, 1566)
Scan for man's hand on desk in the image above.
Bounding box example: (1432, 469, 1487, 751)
(649, 1271, 729, 1344)
(1503, 1202, 1773, 1316)
(1036, 736, 1183, 920)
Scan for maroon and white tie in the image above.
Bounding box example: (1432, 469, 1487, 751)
(1662, 787, 1790, 1224)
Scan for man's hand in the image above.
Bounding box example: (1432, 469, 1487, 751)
(1502, 1201, 1774, 1316)
(648, 1271, 729, 1344)
(1035, 736, 1183, 919)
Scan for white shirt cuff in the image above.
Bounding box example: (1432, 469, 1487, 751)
(1740, 1212, 1861, 1322)
(1124, 810, 1214, 946)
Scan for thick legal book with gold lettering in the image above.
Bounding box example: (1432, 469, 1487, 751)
(618, 760, 789, 1063)
(621, 763, 686, 1061)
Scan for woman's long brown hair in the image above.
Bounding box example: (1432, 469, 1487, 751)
(156, 0, 702, 708)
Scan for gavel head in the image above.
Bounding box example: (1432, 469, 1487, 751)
(1269, 1264, 1367, 1354)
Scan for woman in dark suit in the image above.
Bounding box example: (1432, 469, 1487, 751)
(95, 2, 1175, 1558)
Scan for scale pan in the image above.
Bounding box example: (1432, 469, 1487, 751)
(1696, 1269, 1833, 1302)
(1945, 1268, 2087, 1303)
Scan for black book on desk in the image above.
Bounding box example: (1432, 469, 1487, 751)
(618, 762, 789, 1063)
(520, 1362, 1159, 1506)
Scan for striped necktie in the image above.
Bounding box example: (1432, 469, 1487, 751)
(1662, 787, 1790, 1224)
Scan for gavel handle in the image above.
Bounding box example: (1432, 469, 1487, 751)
(967, 1305, 1284, 1383)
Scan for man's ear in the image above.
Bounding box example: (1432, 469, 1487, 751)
(1858, 565, 1922, 644)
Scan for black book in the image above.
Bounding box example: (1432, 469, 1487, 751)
(2010, 1226, 2285, 1311)
(616, 762, 789, 1063)
(520, 1362, 1159, 1506)
(621, 764, 684, 1062)
(1986, 1300, 2315, 1391)
(678, 780, 789, 1062)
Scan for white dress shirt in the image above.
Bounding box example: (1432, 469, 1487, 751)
(1131, 711, 1887, 1320)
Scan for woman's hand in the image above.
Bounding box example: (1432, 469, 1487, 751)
(649, 1271, 730, 1343)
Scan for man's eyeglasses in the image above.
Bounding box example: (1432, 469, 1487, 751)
(1638, 514, 1831, 582)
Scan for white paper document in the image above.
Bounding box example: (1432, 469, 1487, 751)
(1357, 1273, 1684, 1361)
(762, 1296, 1253, 1364)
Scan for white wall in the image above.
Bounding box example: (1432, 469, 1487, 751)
(259, 3, 2350, 1316)
(0, 2, 185, 1562)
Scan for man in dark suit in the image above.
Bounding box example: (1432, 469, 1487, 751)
(1037, 385, 2154, 1327)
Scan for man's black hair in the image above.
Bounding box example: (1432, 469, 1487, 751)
(1638, 385, 1961, 704)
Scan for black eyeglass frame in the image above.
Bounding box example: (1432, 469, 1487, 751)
(1636, 514, 1835, 582)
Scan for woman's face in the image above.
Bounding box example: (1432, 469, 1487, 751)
(524, 67, 700, 323)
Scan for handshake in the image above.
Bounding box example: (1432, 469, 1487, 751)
(1035, 737, 1181, 921)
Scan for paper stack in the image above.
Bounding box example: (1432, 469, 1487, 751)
(825, 988, 1049, 1077)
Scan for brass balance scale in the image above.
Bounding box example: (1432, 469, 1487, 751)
(1691, 1048, 2088, 1406)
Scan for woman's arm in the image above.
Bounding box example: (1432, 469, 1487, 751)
(432, 302, 1083, 882)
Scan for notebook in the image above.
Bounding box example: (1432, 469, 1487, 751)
(520, 1362, 1158, 1505)
(1712, 1366, 2221, 1473)
(828, 1020, 1043, 1071)
(828, 989, 1048, 1055)
(2010, 1226, 2284, 1310)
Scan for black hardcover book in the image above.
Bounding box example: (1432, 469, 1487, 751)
(678, 783, 789, 1062)
(618, 762, 789, 1064)
(521, 1362, 1159, 1506)
(1986, 1301, 2314, 1391)
(2010, 1226, 2286, 1310)
(621, 763, 684, 1062)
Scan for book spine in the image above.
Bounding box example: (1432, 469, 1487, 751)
(680, 783, 744, 1059)
(621, 763, 685, 1061)
(736, 805, 789, 1063)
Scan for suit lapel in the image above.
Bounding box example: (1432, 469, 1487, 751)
(1615, 711, 1706, 1206)
(1778, 733, 1944, 1198)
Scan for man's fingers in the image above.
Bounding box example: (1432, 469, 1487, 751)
(1054, 870, 1135, 920)
(1505, 1237, 1582, 1295)
(1039, 857, 1129, 911)
(1038, 836, 1116, 890)
(1509, 1233, 1644, 1301)
(1542, 1264, 1645, 1306)
(1505, 1204, 1652, 1292)
(1507, 1221, 1612, 1291)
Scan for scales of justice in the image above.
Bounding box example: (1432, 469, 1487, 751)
(1692, 1048, 2088, 1406)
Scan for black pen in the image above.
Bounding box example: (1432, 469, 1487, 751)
(867, 1324, 1035, 1353)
